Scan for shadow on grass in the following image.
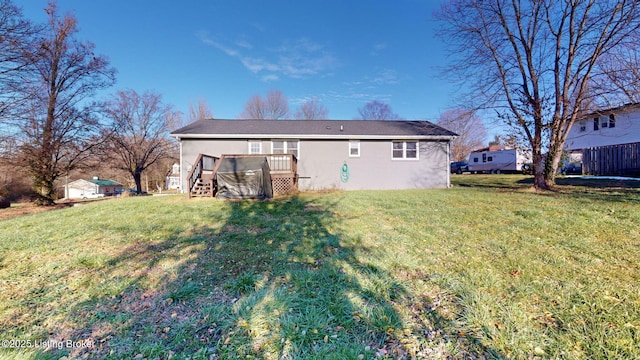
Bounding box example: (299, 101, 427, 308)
(454, 174, 640, 204)
(25, 196, 501, 359)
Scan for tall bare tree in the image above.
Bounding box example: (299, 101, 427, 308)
(437, 109, 487, 161)
(166, 98, 213, 132)
(593, 32, 640, 104)
(437, 0, 640, 189)
(355, 100, 402, 120)
(188, 98, 213, 122)
(295, 97, 329, 120)
(102, 90, 173, 194)
(15, 2, 115, 205)
(0, 0, 39, 119)
(239, 89, 289, 119)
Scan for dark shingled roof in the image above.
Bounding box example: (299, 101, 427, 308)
(171, 119, 457, 139)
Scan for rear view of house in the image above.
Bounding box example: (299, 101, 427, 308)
(170, 119, 457, 195)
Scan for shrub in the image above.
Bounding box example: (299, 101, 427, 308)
(0, 196, 10, 209)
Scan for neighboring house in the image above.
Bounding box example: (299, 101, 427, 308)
(565, 103, 640, 153)
(170, 119, 457, 193)
(66, 176, 124, 199)
(166, 163, 181, 190)
(565, 103, 640, 175)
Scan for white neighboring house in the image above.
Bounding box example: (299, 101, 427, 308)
(565, 103, 640, 159)
(467, 146, 531, 173)
(563, 103, 640, 176)
(66, 176, 123, 199)
(166, 163, 181, 190)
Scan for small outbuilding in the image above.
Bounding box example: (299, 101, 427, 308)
(66, 176, 124, 199)
(215, 156, 273, 200)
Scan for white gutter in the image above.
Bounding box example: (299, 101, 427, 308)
(171, 133, 456, 141)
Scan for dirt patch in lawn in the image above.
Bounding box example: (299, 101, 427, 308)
(0, 201, 76, 220)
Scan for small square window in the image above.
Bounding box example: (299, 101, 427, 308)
(349, 141, 360, 157)
(248, 140, 261, 154)
(487, 156, 493, 162)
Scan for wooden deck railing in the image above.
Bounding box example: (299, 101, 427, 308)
(187, 153, 298, 198)
(221, 154, 297, 174)
(186, 153, 219, 198)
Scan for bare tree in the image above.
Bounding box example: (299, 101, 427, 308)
(102, 90, 173, 194)
(188, 98, 213, 122)
(0, 0, 38, 119)
(437, 109, 487, 162)
(437, 0, 640, 190)
(239, 89, 289, 119)
(15, 2, 115, 205)
(593, 32, 640, 104)
(166, 98, 213, 132)
(355, 100, 402, 120)
(295, 97, 329, 120)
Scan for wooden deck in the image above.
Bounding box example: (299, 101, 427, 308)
(187, 153, 298, 198)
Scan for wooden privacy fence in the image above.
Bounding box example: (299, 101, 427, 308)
(582, 142, 640, 177)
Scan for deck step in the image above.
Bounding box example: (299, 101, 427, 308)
(190, 179, 213, 197)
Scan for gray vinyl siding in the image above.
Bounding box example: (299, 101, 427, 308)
(180, 138, 450, 191)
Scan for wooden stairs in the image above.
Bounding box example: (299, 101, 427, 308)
(190, 178, 214, 197)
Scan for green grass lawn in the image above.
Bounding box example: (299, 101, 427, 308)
(1, 175, 639, 359)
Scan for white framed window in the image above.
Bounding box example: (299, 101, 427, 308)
(609, 114, 616, 128)
(272, 140, 299, 158)
(349, 140, 360, 157)
(248, 140, 262, 154)
(391, 141, 418, 160)
(579, 121, 586, 132)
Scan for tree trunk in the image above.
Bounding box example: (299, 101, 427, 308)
(34, 176, 56, 206)
(133, 170, 143, 194)
(532, 152, 550, 191)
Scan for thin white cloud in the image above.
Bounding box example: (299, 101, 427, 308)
(370, 42, 388, 56)
(261, 74, 279, 82)
(198, 32, 337, 80)
(370, 69, 399, 85)
(235, 39, 253, 49)
(374, 42, 387, 51)
(322, 90, 393, 104)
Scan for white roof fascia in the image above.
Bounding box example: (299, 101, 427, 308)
(171, 133, 456, 141)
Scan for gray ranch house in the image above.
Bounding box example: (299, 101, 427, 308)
(170, 119, 457, 196)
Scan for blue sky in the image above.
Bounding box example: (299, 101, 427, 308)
(19, 0, 470, 124)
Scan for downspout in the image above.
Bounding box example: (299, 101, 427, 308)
(179, 140, 184, 194)
(447, 140, 451, 188)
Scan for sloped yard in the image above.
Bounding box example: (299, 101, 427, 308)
(0, 175, 639, 359)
